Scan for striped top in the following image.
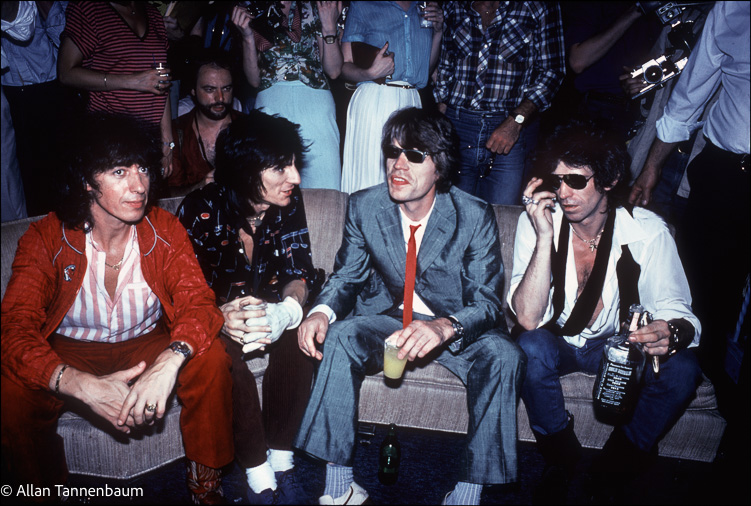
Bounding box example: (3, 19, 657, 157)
(62, 2, 169, 125)
(56, 226, 162, 343)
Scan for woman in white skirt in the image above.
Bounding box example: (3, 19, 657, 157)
(231, 2, 343, 190)
(340, 1, 444, 194)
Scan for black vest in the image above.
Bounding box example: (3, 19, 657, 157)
(544, 205, 639, 337)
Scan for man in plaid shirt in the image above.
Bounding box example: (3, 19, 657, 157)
(434, 1, 565, 205)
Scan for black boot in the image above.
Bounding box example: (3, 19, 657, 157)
(586, 427, 656, 504)
(531, 412, 583, 505)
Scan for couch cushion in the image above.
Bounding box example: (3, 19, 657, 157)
(57, 398, 185, 479)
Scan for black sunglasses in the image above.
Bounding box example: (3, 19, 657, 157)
(544, 173, 594, 191)
(383, 145, 432, 164)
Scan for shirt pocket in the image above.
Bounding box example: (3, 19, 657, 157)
(490, 17, 535, 65)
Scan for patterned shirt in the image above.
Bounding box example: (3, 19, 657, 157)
(177, 183, 321, 304)
(62, 2, 169, 126)
(433, 1, 565, 113)
(254, 1, 329, 91)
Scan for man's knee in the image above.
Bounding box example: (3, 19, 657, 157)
(471, 331, 527, 381)
(655, 349, 703, 401)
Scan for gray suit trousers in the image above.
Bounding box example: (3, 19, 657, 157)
(293, 314, 526, 484)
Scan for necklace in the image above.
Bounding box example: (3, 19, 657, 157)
(105, 256, 124, 270)
(249, 212, 265, 229)
(571, 225, 604, 252)
(194, 114, 215, 168)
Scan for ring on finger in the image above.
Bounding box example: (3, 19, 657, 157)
(522, 195, 539, 206)
(145, 403, 157, 413)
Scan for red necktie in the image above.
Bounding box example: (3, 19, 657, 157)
(403, 224, 421, 328)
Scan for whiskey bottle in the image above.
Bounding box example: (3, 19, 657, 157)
(593, 304, 649, 423)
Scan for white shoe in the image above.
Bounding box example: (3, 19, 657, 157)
(318, 482, 369, 505)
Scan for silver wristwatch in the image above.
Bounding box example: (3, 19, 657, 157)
(168, 341, 192, 359)
(447, 316, 464, 339)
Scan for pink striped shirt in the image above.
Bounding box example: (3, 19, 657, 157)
(56, 226, 162, 343)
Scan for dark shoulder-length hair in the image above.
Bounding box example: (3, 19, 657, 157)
(213, 110, 307, 223)
(381, 107, 459, 193)
(532, 117, 630, 206)
(56, 113, 162, 231)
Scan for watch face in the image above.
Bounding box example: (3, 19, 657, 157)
(514, 114, 525, 125)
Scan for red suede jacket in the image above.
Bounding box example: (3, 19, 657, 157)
(1, 206, 223, 391)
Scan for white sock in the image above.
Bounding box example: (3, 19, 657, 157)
(267, 448, 295, 473)
(245, 461, 277, 493)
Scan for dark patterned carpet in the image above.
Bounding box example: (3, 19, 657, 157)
(62, 423, 748, 505)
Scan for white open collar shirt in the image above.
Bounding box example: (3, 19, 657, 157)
(507, 205, 701, 349)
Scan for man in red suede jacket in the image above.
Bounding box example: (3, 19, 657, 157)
(0, 113, 232, 504)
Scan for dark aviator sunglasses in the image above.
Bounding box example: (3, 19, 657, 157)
(383, 145, 433, 164)
(544, 173, 594, 191)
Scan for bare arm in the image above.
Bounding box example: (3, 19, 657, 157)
(160, 99, 174, 178)
(425, 2, 444, 75)
(317, 1, 343, 80)
(511, 178, 557, 330)
(281, 278, 309, 309)
(628, 137, 678, 207)
(569, 5, 642, 74)
(340, 41, 394, 83)
(231, 5, 261, 88)
(58, 37, 171, 95)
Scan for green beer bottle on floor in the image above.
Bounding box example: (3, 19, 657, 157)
(378, 424, 401, 485)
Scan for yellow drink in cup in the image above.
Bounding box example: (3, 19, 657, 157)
(383, 339, 408, 380)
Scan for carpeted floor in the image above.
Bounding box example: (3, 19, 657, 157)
(64, 423, 749, 505)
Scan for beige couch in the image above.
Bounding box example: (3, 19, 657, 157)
(0, 189, 726, 479)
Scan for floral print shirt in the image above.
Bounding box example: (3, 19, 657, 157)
(177, 183, 321, 305)
(254, 1, 330, 91)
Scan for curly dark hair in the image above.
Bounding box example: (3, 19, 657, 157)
(381, 107, 459, 194)
(213, 110, 307, 231)
(532, 118, 630, 206)
(56, 113, 162, 231)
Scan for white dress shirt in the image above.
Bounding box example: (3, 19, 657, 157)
(507, 205, 701, 349)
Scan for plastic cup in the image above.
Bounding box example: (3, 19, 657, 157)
(383, 339, 408, 380)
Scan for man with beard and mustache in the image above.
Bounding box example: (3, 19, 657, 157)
(166, 52, 243, 195)
(507, 119, 701, 503)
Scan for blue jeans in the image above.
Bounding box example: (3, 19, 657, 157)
(517, 328, 702, 452)
(445, 106, 539, 205)
(294, 313, 526, 484)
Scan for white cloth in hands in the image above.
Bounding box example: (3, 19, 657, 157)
(242, 297, 303, 353)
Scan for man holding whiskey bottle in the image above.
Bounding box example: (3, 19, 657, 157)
(507, 118, 702, 503)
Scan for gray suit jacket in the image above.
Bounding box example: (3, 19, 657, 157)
(317, 183, 507, 350)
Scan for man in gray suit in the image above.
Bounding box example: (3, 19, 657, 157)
(295, 107, 525, 506)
